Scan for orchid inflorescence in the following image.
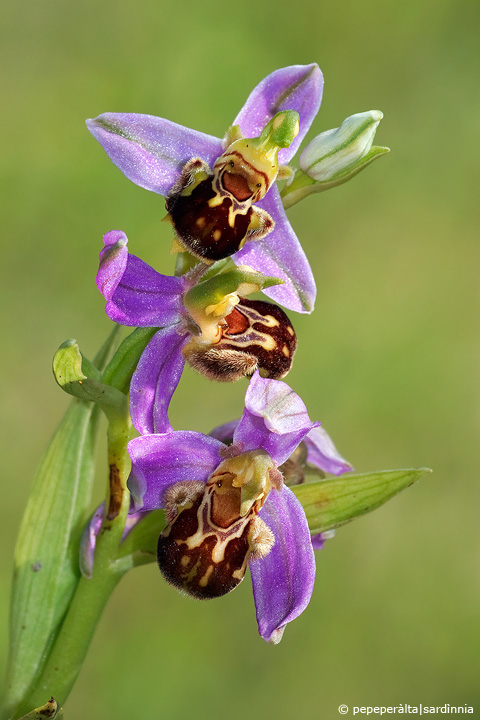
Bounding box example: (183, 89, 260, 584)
(4, 62, 429, 719)
(87, 63, 383, 642)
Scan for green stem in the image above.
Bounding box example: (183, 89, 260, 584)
(13, 563, 124, 716)
(280, 169, 316, 209)
(13, 410, 133, 717)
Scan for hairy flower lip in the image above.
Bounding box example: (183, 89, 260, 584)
(87, 64, 324, 314)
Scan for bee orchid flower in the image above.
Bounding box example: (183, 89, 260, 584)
(127, 371, 326, 643)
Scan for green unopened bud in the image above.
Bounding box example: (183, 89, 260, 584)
(300, 110, 384, 181)
(53, 339, 127, 417)
(281, 110, 389, 209)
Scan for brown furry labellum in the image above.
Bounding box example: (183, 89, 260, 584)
(165, 157, 274, 262)
(183, 298, 297, 382)
(157, 469, 275, 599)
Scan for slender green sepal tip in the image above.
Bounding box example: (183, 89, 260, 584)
(258, 110, 300, 149)
(52, 339, 127, 417)
(292, 468, 431, 534)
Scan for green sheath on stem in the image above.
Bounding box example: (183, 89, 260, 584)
(2, 400, 100, 720)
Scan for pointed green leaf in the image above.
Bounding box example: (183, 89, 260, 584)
(292, 468, 431, 534)
(3, 401, 100, 719)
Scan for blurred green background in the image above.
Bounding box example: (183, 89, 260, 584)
(1, 0, 479, 716)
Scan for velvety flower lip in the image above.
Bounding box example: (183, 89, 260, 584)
(87, 64, 323, 314)
(126, 372, 318, 643)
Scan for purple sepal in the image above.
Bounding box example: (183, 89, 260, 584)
(251, 485, 316, 644)
(98, 231, 185, 328)
(234, 185, 316, 314)
(209, 419, 240, 444)
(234, 372, 320, 466)
(127, 432, 224, 511)
(79, 502, 148, 578)
(232, 64, 324, 164)
(97, 230, 129, 301)
(79, 504, 104, 579)
(129, 327, 188, 435)
(311, 530, 335, 551)
(304, 426, 353, 476)
(87, 114, 223, 196)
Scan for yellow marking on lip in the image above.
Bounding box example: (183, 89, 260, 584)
(287, 325, 295, 335)
(199, 564, 214, 587)
(181, 555, 190, 567)
(225, 331, 276, 352)
(260, 314, 280, 328)
(282, 345, 290, 357)
(213, 229, 222, 241)
(196, 217, 206, 228)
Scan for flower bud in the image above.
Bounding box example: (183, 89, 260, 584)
(300, 110, 384, 182)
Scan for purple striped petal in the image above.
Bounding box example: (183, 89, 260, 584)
(87, 113, 223, 195)
(98, 230, 184, 327)
(127, 432, 223, 511)
(234, 372, 319, 466)
(304, 426, 353, 476)
(233, 64, 323, 164)
(234, 185, 316, 313)
(129, 327, 188, 435)
(251, 485, 315, 643)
